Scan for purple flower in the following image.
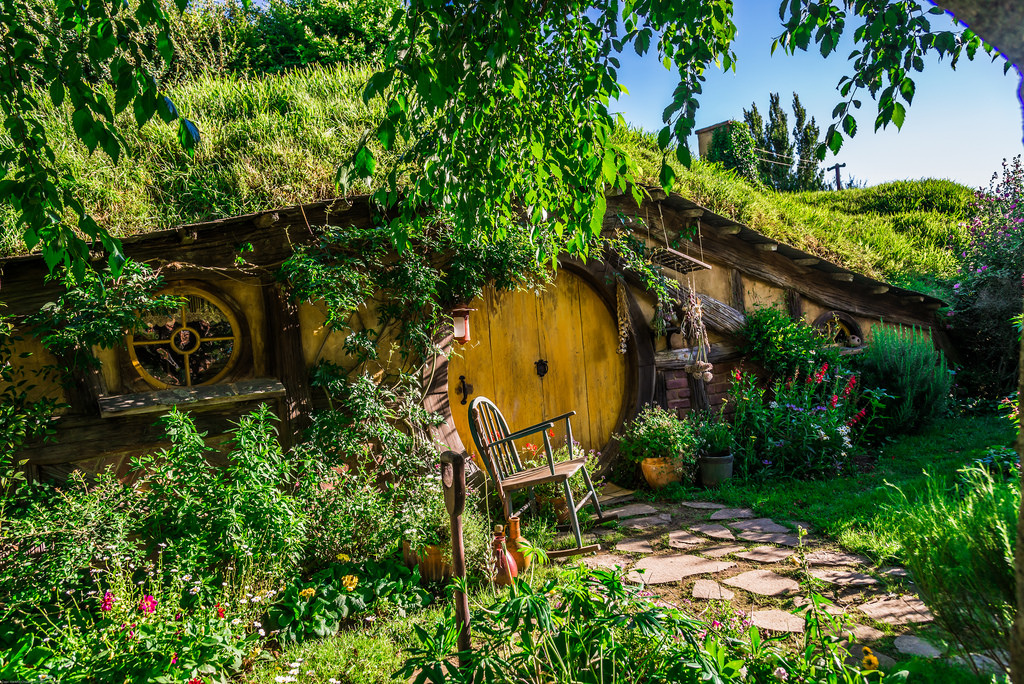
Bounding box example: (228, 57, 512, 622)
(953, 283, 960, 289)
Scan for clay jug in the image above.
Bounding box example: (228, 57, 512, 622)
(506, 517, 531, 572)
(492, 524, 518, 586)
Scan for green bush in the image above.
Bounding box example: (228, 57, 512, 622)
(706, 121, 759, 185)
(891, 466, 1016, 676)
(617, 405, 697, 466)
(738, 306, 836, 380)
(856, 324, 952, 432)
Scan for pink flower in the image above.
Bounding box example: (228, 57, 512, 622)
(171, 653, 178, 665)
(216, 603, 225, 619)
(774, 667, 789, 680)
(138, 595, 157, 614)
(101, 590, 115, 612)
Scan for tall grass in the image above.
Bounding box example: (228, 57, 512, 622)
(2, 71, 968, 287)
(891, 466, 1016, 675)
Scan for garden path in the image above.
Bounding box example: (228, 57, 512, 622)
(565, 500, 955, 672)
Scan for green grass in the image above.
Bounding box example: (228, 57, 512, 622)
(2, 65, 969, 289)
(702, 413, 1015, 562)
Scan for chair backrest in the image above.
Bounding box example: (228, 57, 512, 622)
(468, 397, 524, 483)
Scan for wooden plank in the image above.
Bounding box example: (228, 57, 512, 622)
(264, 284, 312, 443)
(786, 290, 803, 321)
(730, 270, 745, 313)
(538, 271, 592, 449)
(98, 378, 285, 418)
(654, 344, 743, 369)
(576, 271, 627, 456)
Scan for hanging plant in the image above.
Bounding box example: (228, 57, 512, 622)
(615, 278, 632, 355)
(680, 288, 713, 383)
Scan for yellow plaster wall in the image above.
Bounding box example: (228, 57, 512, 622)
(1, 334, 67, 407)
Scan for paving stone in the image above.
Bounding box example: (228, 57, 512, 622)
(880, 566, 909, 578)
(627, 555, 736, 584)
(709, 507, 755, 520)
(680, 501, 726, 510)
(751, 609, 805, 633)
(949, 653, 1003, 674)
(728, 518, 790, 534)
(667, 530, 707, 549)
(592, 527, 616, 537)
(851, 625, 885, 641)
(690, 523, 735, 541)
(702, 544, 745, 558)
(858, 596, 934, 625)
(605, 503, 658, 519)
(738, 531, 803, 547)
(735, 545, 795, 564)
(894, 635, 943, 659)
(692, 579, 735, 600)
(805, 550, 870, 567)
(811, 569, 879, 586)
(582, 553, 628, 571)
(722, 569, 800, 596)
(626, 513, 673, 529)
(617, 538, 655, 554)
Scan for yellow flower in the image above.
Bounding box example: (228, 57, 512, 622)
(861, 646, 879, 671)
(336, 553, 351, 563)
(341, 575, 359, 591)
(298, 587, 316, 599)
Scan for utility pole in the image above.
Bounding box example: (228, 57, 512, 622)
(827, 163, 847, 190)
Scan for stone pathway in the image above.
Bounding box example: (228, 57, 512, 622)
(576, 500, 947, 674)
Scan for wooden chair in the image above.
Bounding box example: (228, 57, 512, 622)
(468, 396, 612, 557)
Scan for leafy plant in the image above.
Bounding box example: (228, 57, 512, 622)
(856, 324, 952, 433)
(133, 405, 306, 576)
(744, 92, 825, 192)
(890, 466, 1016, 677)
(739, 306, 836, 380)
(617, 405, 698, 477)
(25, 259, 180, 368)
(686, 409, 733, 456)
(706, 120, 760, 185)
(267, 558, 431, 645)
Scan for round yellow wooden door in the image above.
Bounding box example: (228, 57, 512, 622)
(448, 268, 628, 461)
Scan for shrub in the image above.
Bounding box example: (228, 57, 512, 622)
(617, 405, 698, 467)
(134, 405, 307, 576)
(856, 324, 952, 433)
(706, 121, 759, 185)
(946, 156, 1024, 397)
(729, 364, 874, 480)
(739, 306, 837, 380)
(686, 409, 733, 456)
(891, 466, 1016, 676)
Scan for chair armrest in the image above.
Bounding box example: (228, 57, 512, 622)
(487, 421, 556, 448)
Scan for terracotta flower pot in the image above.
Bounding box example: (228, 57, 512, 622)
(640, 456, 682, 490)
(505, 517, 531, 572)
(401, 540, 453, 582)
(538, 495, 570, 523)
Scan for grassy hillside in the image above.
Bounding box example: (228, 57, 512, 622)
(1, 64, 971, 284)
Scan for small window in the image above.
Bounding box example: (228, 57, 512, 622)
(127, 285, 242, 389)
(813, 311, 863, 348)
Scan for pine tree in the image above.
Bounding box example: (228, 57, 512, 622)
(743, 92, 825, 192)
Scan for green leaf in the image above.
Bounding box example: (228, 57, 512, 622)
(590, 193, 606, 237)
(675, 145, 691, 167)
(178, 118, 201, 154)
(354, 145, 376, 179)
(157, 96, 178, 124)
(899, 78, 915, 105)
(891, 102, 906, 129)
(49, 80, 65, 107)
(659, 160, 675, 191)
(842, 114, 857, 137)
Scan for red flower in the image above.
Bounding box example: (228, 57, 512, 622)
(187, 678, 205, 684)
(171, 652, 178, 665)
(101, 590, 115, 612)
(847, 408, 868, 426)
(733, 369, 742, 381)
(216, 603, 225, 619)
(138, 595, 157, 614)
(843, 375, 857, 397)
(829, 394, 839, 408)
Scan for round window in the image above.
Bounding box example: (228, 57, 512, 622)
(128, 286, 242, 389)
(813, 311, 863, 348)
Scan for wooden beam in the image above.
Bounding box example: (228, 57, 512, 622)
(786, 289, 803, 321)
(98, 378, 285, 418)
(730, 270, 745, 313)
(793, 257, 819, 266)
(711, 224, 741, 236)
(901, 295, 925, 305)
(264, 283, 313, 444)
(868, 286, 890, 295)
(676, 208, 705, 218)
(830, 273, 855, 282)
(655, 343, 742, 370)
(754, 242, 778, 252)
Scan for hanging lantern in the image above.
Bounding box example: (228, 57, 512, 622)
(451, 307, 475, 344)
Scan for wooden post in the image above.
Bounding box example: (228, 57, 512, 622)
(786, 290, 803, 321)
(263, 283, 312, 445)
(730, 270, 745, 313)
(441, 450, 471, 660)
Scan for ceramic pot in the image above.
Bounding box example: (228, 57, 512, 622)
(401, 540, 453, 582)
(505, 517, 531, 572)
(640, 456, 682, 490)
(492, 525, 519, 586)
(699, 452, 734, 488)
(537, 495, 571, 523)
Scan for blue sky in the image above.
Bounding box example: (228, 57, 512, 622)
(611, 0, 1023, 189)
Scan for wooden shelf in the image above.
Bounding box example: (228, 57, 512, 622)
(98, 378, 286, 418)
(650, 246, 712, 275)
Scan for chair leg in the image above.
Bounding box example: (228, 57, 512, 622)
(562, 479, 583, 549)
(581, 466, 606, 520)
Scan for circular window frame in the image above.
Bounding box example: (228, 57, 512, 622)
(127, 284, 244, 390)
(812, 310, 864, 348)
